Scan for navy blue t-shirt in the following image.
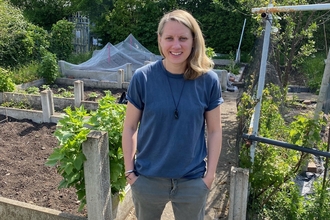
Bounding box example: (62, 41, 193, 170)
(126, 60, 223, 179)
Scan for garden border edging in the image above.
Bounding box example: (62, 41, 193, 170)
(0, 187, 133, 220)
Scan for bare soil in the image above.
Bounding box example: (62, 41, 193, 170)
(0, 115, 87, 217)
(0, 86, 127, 218)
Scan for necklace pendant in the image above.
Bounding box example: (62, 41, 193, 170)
(174, 109, 179, 119)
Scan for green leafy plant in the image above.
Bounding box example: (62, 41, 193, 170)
(54, 88, 74, 98)
(1, 100, 31, 109)
(225, 52, 240, 75)
(61, 91, 74, 98)
(37, 49, 59, 84)
(303, 177, 330, 219)
(11, 61, 40, 84)
(25, 86, 40, 94)
(238, 84, 327, 219)
(206, 47, 216, 59)
(46, 91, 126, 211)
(0, 1, 49, 68)
(300, 52, 325, 93)
(87, 92, 99, 101)
(46, 105, 89, 211)
(40, 85, 50, 90)
(49, 19, 75, 61)
(88, 92, 99, 98)
(0, 68, 15, 92)
(226, 60, 241, 75)
(88, 93, 127, 194)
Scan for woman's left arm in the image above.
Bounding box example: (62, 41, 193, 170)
(203, 105, 222, 189)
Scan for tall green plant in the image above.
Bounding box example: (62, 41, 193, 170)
(46, 105, 89, 211)
(11, 61, 40, 84)
(239, 84, 327, 219)
(37, 49, 59, 84)
(49, 19, 75, 60)
(0, 68, 15, 92)
(46, 92, 127, 211)
(300, 52, 325, 93)
(303, 178, 330, 219)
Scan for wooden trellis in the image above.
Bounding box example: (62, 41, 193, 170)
(69, 12, 90, 54)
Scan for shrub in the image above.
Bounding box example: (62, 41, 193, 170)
(0, 1, 49, 68)
(238, 84, 328, 219)
(37, 50, 59, 84)
(0, 68, 15, 92)
(49, 19, 75, 61)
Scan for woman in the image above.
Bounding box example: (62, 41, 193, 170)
(122, 9, 223, 220)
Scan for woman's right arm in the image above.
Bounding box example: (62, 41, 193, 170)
(122, 101, 142, 184)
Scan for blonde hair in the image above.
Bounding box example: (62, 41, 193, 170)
(157, 9, 214, 80)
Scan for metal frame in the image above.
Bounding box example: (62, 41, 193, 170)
(249, 2, 330, 162)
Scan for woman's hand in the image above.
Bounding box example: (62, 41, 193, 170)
(126, 172, 138, 185)
(202, 174, 215, 189)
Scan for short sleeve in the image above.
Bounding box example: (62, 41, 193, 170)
(126, 70, 145, 110)
(206, 71, 224, 111)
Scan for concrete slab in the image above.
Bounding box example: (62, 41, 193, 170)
(0, 196, 86, 220)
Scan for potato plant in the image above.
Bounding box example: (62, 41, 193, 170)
(46, 91, 126, 211)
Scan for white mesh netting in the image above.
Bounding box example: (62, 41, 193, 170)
(58, 34, 162, 82)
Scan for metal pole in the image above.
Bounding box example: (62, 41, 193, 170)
(235, 18, 247, 63)
(252, 3, 330, 13)
(243, 134, 330, 158)
(314, 49, 330, 120)
(249, 4, 273, 163)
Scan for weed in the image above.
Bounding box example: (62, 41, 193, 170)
(1, 100, 31, 109)
(26, 86, 40, 94)
(88, 92, 99, 98)
(41, 85, 50, 90)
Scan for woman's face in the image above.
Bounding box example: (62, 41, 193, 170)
(158, 20, 193, 71)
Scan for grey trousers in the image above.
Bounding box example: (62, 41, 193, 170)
(131, 175, 210, 220)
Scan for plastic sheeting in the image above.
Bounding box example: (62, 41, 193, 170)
(58, 34, 162, 82)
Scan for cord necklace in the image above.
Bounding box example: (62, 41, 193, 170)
(165, 73, 186, 120)
(163, 60, 187, 119)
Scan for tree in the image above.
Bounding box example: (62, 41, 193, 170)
(9, 0, 74, 30)
(0, 0, 49, 68)
(49, 19, 75, 60)
(94, 0, 177, 53)
(177, 0, 255, 54)
(229, 0, 330, 87)
(70, 0, 115, 44)
(8, 0, 256, 56)
(71, 0, 114, 21)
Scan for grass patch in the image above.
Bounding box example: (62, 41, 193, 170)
(10, 61, 40, 84)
